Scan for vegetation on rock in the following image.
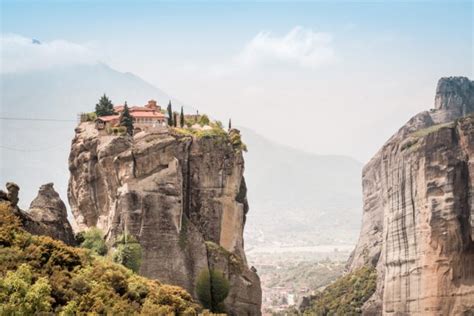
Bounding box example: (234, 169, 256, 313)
(76, 228, 108, 256)
(195, 269, 230, 313)
(301, 266, 377, 315)
(0, 203, 198, 315)
(112, 233, 143, 273)
(95, 94, 115, 116)
(120, 102, 134, 136)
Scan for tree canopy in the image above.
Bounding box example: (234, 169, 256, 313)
(195, 269, 230, 313)
(120, 102, 134, 136)
(112, 233, 142, 273)
(95, 94, 115, 116)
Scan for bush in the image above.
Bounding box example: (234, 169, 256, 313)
(112, 233, 142, 273)
(199, 115, 210, 126)
(78, 228, 108, 256)
(196, 269, 230, 313)
(80, 112, 97, 122)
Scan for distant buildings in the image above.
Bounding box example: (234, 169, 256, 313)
(95, 100, 167, 131)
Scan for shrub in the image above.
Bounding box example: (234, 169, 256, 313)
(199, 114, 210, 126)
(196, 269, 230, 313)
(302, 266, 377, 315)
(78, 228, 108, 256)
(112, 233, 142, 273)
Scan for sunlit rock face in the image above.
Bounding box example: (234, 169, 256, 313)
(348, 77, 474, 315)
(68, 125, 261, 315)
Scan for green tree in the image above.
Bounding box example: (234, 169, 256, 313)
(195, 269, 230, 313)
(78, 228, 108, 256)
(95, 94, 115, 116)
(120, 102, 134, 136)
(113, 233, 142, 273)
(228, 118, 232, 130)
(167, 101, 173, 126)
(180, 106, 185, 127)
(173, 112, 178, 127)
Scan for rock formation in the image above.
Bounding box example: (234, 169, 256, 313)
(28, 183, 76, 245)
(348, 77, 474, 315)
(68, 125, 262, 315)
(0, 182, 76, 245)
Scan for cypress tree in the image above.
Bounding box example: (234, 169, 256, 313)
(167, 101, 173, 126)
(180, 106, 184, 127)
(228, 118, 232, 130)
(120, 102, 134, 136)
(95, 94, 114, 116)
(173, 112, 178, 127)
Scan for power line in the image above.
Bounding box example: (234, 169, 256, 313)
(0, 144, 67, 152)
(0, 116, 75, 122)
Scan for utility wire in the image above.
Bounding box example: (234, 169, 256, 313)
(0, 116, 76, 122)
(0, 144, 67, 152)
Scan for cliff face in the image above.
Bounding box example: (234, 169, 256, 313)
(68, 125, 261, 315)
(348, 77, 474, 315)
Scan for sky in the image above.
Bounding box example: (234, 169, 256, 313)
(1, 0, 473, 162)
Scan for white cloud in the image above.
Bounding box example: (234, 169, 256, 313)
(238, 26, 335, 69)
(0, 34, 98, 73)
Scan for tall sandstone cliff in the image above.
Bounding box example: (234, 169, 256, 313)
(68, 125, 262, 315)
(348, 77, 474, 315)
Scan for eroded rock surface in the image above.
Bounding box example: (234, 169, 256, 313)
(348, 77, 474, 315)
(68, 125, 261, 315)
(28, 183, 76, 245)
(0, 182, 76, 245)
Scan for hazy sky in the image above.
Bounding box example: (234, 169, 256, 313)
(1, 0, 473, 162)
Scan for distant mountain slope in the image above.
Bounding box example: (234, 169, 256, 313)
(1, 64, 363, 248)
(1, 63, 183, 118)
(242, 128, 363, 248)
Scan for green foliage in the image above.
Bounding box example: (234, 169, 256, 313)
(120, 102, 134, 136)
(0, 264, 53, 315)
(195, 269, 230, 313)
(95, 94, 115, 116)
(302, 266, 377, 315)
(80, 112, 97, 122)
(0, 204, 198, 315)
(112, 233, 142, 273)
(167, 100, 174, 126)
(229, 129, 247, 152)
(199, 114, 210, 126)
(180, 106, 185, 127)
(78, 228, 108, 256)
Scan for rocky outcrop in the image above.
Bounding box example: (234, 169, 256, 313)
(348, 77, 474, 315)
(0, 182, 76, 245)
(28, 183, 76, 245)
(68, 125, 261, 315)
